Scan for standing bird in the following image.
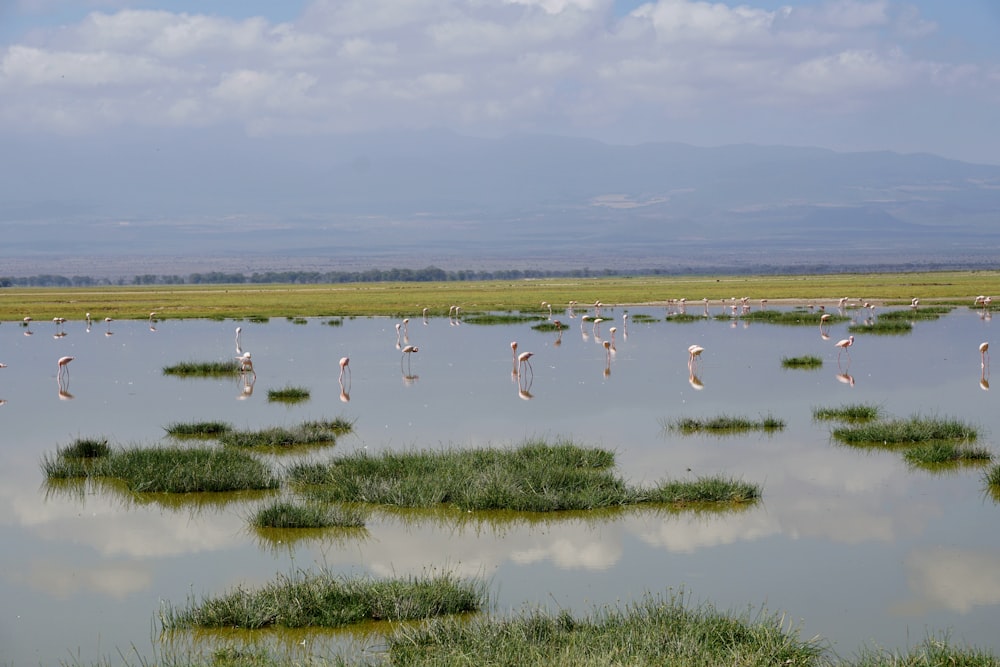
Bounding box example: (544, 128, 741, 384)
(401, 345, 419, 373)
(835, 335, 855, 361)
(236, 351, 255, 376)
(511, 341, 520, 374)
(517, 350, 534, 378)
(235, 326, 242, 351)
(688, 344, 704, 368)
(980, 342, 990, 370)
(339, 356, 351, 382)
(57, 356, 74, 378)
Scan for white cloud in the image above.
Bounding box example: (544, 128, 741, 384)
(0, 0, 995, 160)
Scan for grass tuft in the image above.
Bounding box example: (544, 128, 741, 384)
(163, 360, 240, 377)
(289, 440, 760, 511)
(160, 569, 485, 629)
(57, 437, 111, 459)
(164, 421, 233, 438)
(781, 355, 823, 369)
(832, 415, 978, 445)
(219, 418, 353, 449)
(903, 442, 992, 466)
(266, 386, 311, 403)
(848, 320, 913, 335)
(250, 500, 366, 529)
(665, 414, 786, 434)
(812, 403, 883, 422)
(41, 445, 279, 493)
(386, 591, 824, 667)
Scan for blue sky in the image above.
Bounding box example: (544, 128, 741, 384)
(2, 0, 999, 164)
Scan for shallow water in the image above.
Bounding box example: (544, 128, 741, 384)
(1, 304, 998, 663)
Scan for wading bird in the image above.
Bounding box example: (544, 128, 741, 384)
(339, 356, 351, 382)
(980, 342, 990, 369)
(235, 327, 242, 352)
(401, 345, 419, 373)
(236, 351, 254, 376)
(57, 356, 74, 379)
(688, 344, 704, 369)
(835, 335, 855, 361)
(511, 341, 520, 374)
(517, 350, 534, 378)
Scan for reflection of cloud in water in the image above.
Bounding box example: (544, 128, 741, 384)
(510, 536, 621, 570)
(16, 560, 151, 599)
(895, 547, 1000, 614)
(631, 507, 778, 553)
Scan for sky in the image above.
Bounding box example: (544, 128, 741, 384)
(1, 0, 1000, 164)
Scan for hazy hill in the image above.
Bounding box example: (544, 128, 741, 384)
(2, 129, 998, 277)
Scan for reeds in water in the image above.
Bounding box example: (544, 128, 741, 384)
(386, 591, 823, 666)
(159, 569, 485, 629)
(832, 416, 978, 445)
(162, 360, 240, 377)
(781, 355, 823, 369)
(163, 421, 233, 438)
(56, 437, 111, 459)
(288, 440, 761, 510)
(250, 500, 366, 529)
(266, 385, 311, 403)
(219, 418, 353, 449)
(848, 320, 913, 335)
(462, 313, 544, 325)
(903, 442, 992, 466)
(41, 445, 279, 493)
(812, 403, 883, 422)
(666, 414, 785, 434)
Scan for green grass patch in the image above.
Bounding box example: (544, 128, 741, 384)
(159, 569, 485, 630)
(250, 500, 366, 529)
(219, 418, 353, 449)
(531, 320, 566, 332)
(665, 414, 786, 434)
(266, 386, 311, 403)
(324, 317, 344, 326)
(386, 591, 823, 667)
(742, 310, 849, 326)
(628, 313, 659, 323)
(163, 360, 240, 377)
(851, 634, 1000, 667)
(832, 416, 978, 445)
(848, 319, 913, 335)
(462, 313, 545, 325)
(665, 313, 704, 322)
(164, 421, 233, 438)
(903, 442, 992, 466)
(812, 403, 883, 422)
(781, 355, 823, 369)
(41, 445, 279, 493)
(288, 440, 760, 511)
(56, 437, 111, 459)
(879, 305, 953, 321)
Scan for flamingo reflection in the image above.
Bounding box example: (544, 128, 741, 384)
(688, 372, 704, 390)
(237, 372, 255, 399)
(836, 372, 855, 387)
(518, 371, 534, 400)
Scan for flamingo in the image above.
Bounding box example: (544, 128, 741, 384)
(402, 318, 410, 339)
(511, 341, 520, 373)
(609, 326, 617, 348)
(980, 342, 990, 369)
(339, 356, 351, 382)
(236, 351, 255, 375)
(835, 335, 855, 361)
(688, 344, 704, 368)
(401, 345, 419, 373)
(517, 350, 534, 378)
(57, 356, 74, 378)
(235, 327, 242, 351)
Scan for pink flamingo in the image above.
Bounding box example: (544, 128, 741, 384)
(835, 335, 855, 361)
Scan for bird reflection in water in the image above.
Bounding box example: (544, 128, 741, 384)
(238, 372, 255, 399)
(339, 357, 351, 402)
(688, 372, 704, 390)
(836, 372, 855, 387)
(603, 340, 612, 377)
(552, 321, 563, 346)
(518, 373, 534, 400)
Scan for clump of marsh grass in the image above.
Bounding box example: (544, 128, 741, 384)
(219, 418, 353, 449)
(266, 385, 311, 403)
(628, 313, 659, 323)
(832, 415, 978, 445)
(162, 360, 240, 377)
(852, 634, 998, 667)
(812, 403, 883, 422)
(742, 310, 848, 326)
(781, 355, 822, 369)
(164, 421, 233, 438)
(643, 476, 761, 504)
(386, 591, 824, 667)
(530, 320, 565, 332)
(879, 306, 953, 321)
(41, 445, 279, 493)
(463, 313, 544, 325)
(323, 317, 344, 326)
(903, 442, 992, 467)
(289, 440, 760, 511)
(57, 437, 111, 459)
(160, 569, 485, 630)
(665, 414, 785, 434)
(665, 313, 703, 322)
(250, 500, 366, 529)
(848, 320, 914, 335)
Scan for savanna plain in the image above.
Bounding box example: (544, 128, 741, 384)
(3, 270, 1000, 667)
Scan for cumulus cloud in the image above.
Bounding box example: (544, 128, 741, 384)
(0, 0, 993, 156)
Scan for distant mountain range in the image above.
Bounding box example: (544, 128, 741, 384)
(2, 129, 999, 278)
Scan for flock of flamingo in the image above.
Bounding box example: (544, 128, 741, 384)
(1, 295, 993, 405)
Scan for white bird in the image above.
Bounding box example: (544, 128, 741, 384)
(835, 335, 855, 361)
